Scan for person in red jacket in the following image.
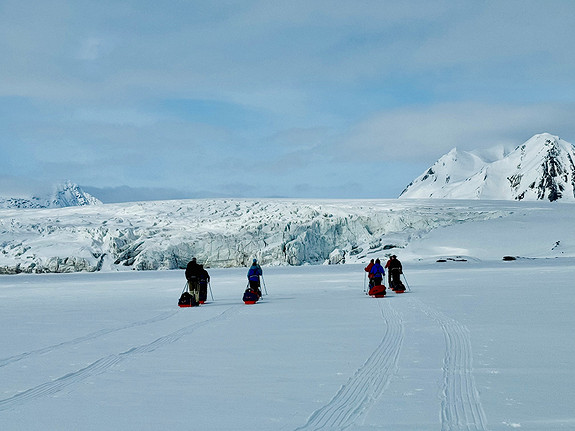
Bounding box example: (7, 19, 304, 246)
(364, 259, 375, 288)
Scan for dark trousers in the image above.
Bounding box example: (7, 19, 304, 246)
(199, 280, 208, 302)
(249, 278, 262, 296)
(188, 277, 200, 303)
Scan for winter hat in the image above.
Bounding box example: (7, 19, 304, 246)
(253, 258, 257, 263)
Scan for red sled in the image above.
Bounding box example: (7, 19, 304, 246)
(243, 288, 260, 305)
(369, 285, 387, 297)
(178, 291, 200, 307)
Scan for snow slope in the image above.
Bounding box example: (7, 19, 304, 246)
(1, 258, 574, 430)
(2, 198, 575, 274)
(400, 133, 575, 201)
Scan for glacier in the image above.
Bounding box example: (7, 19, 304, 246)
(2, 198, 574, 274)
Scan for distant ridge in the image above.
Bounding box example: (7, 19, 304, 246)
(400, 133, 575, 202)
(0, 181, 102, 209)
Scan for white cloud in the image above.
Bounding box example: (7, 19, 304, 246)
(338, 102, 575, 162)
(0, 175, 55, 198)
(2, 1, 575, 200)
(76, 37, 111, 61)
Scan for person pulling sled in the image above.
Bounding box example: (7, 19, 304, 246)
(385, 255, 405, 293)
(198, 264, 210, 304)
(247, 259, 263, 298)
(369, 259, 385, 286)
(181, 257, 202, 307)
(364, 259, 375, 289)
(368, 259, 386, 297)
(243, 258, 263, 304)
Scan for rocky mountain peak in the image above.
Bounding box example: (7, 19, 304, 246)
(0, 181, 102, 209)
(400, 133, 575, 202)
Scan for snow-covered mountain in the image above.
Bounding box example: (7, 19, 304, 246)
(0, 181, 101, 209)
(1, 198, 573, 274)
(400, 133, 575, 201)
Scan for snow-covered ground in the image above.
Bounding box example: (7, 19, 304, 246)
(1, 260, 574, 430)
(1, 199, 574, 430)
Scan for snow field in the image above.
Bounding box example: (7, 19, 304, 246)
(1, 260, 574, 430)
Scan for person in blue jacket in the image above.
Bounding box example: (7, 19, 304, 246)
(369, 258, 385, 286)
(247, 258, 263, 297)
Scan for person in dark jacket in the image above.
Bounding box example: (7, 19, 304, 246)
(185, 258, 202, 303)
(198, 264, 210, 304)
(385, 255, 404, 291)
(247, 259, 263, 297)
(369, 258, 385, 287)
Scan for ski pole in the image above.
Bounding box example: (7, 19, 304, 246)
(261, 275, 268, 295)
(208, 281, 215, 301)
(402, 273, 411, 292)
(363, 272, 366, 293)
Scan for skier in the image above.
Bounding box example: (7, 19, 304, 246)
(364, 259, 375, 288)
(198, 264, 210, 304)
(247, 258, 263, 297)
(185, 257, 202, 304)
(385, 255, 404, 292)
(369, 258, 385, 287)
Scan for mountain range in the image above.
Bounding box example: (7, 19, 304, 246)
(2, 131, 575, 273)
(0, 181, 101, 209)
(400, 133, 575, 201)
(2, 133, 574, 207)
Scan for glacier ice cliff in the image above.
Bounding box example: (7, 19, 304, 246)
(0, 199, 515, 274)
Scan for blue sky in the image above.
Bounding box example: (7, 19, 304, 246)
(2, 0, 575, 201)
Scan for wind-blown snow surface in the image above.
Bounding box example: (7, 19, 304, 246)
(2, 198, 575, 274)
(1, 258, 574, 431)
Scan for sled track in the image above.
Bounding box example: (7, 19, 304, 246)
(0, 306, 239, 412)
(296, 300, 403, 431)
(413, 299, 488, 431)
(0, 310, 178, 369)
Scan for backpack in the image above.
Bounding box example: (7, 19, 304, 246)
(371, 264, 384, 278)
(248, 265, 261, 281)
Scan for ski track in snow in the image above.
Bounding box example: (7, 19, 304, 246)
(0, 306, 239, 412)
(295, 299, 403, 431)
(412, 298, 488, 431)
(0, 310, 178, 369)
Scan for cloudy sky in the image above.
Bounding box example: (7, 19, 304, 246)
(1, 0, 575, 201)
